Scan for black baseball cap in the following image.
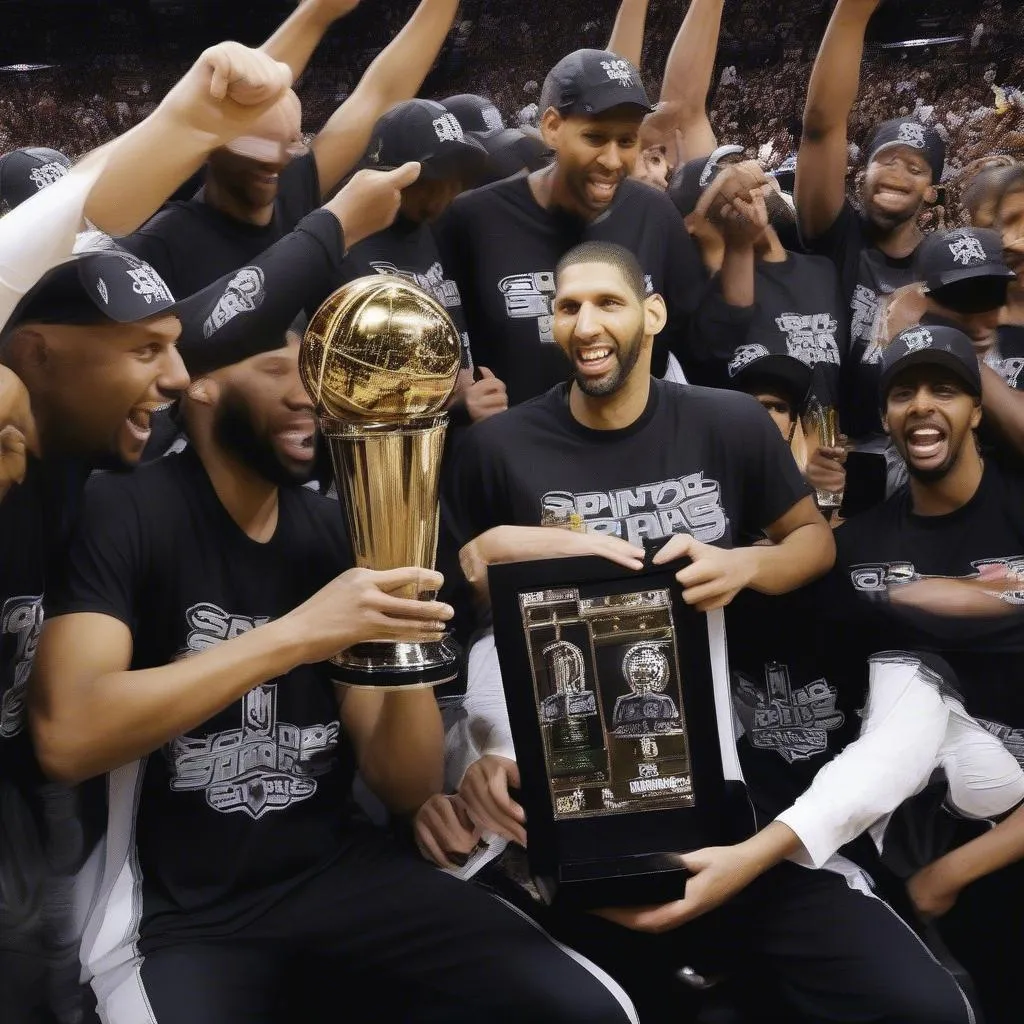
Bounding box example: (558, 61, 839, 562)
(540, 49, 652, 119)
(442, 94, 506, 139)
(364, 99, 489, 182)
(0, 147, 71, 209)
(866, 119, 946, 183)
(771, 153, 797, 194)
(3, 246, 178, 335)
(917, 227, 1016, 294)
(668, 145, 745, 218)
(879, 325, 981, 402)
(726, 345, 813, 413)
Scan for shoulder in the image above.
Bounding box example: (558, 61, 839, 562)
(657, 380, 767, 424)
(131, 201, 204, 238)
(80, 455, 186, 517)
(834, 489, 905, 552)
(448, 176, 530, 218)
(786, 250, 842, 280)
(461, 388, 565, 452)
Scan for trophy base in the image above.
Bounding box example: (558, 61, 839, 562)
(329, 636, 460, 690)
(535, 853, 690, 910)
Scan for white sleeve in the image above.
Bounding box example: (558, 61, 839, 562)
(0, 160, 108, 330)
(777, 653, 950, 868)
(444, 630, 517, 791)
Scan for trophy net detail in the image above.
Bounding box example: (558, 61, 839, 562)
(520, 587, 695, 820)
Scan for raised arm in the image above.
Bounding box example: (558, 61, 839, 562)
(81, 43, 294, 236)
(643, 0, 725, 165)
(260, 0, 363, 82)
(607, 0, 651, 70)
(29, 567, 452, 784)
(796, 0, 883, 241)
(310, 0, 461, 196)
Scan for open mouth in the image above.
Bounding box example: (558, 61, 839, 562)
(575, 345, 615, 377)
(905, 424, 947, 464)
(124, 401, 172, 444)
(872, 186, 911, 210)
(252, 171, 280, 187)
(278, 426, 316, 462)
(586, 176, 620, 205)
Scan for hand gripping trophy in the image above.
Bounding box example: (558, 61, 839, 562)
(299, 276, 462, 687)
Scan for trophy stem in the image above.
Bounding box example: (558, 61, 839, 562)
(319, 414, 458, 688)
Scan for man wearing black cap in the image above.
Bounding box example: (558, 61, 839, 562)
(444, 94, 550, 184)
(672, 158, 848, 407)
(436, 49, 705, 405)
(124, 0, 462, 298)
(724, 346, 812, 444)
(26, 315, 638, 1024)
(0, 148, 71, 212)
(798, 0, 948, 443)
(830, 323, 1024, 1023)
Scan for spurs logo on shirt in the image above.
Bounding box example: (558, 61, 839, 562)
(168, 603, 340, 819)
(850, 284, 880, 348)
(732, 661, 844, 763)
(850, 557, 1024, 604)
(987, 353, 1024, 389)
(28, 161, 68, 190)
(775, 313, 840, 366)
(203, 266, 266, 338)
(370, 260, 462, 310)
(0, 594, 43, 739)
(499, 270, 556, 343)
(541, 473, 728, 546)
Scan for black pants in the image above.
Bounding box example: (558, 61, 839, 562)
(531, 861, 977, 1024)
(95, 828, 636, 1024)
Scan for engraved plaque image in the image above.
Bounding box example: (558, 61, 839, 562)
(520, 587, 695, 820)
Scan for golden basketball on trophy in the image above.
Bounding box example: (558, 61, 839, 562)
(300, 275, 462, 687)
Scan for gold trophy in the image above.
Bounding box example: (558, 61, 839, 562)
(804, 399, 844, 510)
(300, 276, 462, 688)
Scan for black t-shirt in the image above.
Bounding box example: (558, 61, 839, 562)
(46, 448, 356, 951)
(435, 175, 707, 405)
(693, 252, 848, 406)
(805, 202, 919, 438)
(987, 324, 1024, 390)
(340, 216, 472, 369)
(447, 378, 809, 548)
(831, 460, 1024, 735)
(123, 153, 321, 299)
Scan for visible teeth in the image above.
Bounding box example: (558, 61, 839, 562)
(910, 429, 941, 442)
(579, 348, 611, 362)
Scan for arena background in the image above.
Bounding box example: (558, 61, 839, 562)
(0, 1, 1020, 227)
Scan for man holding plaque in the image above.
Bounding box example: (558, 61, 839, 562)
(28, 322, 639, 1023)
(431, 242, 973, 1023)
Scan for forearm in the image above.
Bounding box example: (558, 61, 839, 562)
(747, 522, 834, 594)
(31, 618, 308, 784)
(924, 804, 1024, 893)
(734, 821, 804, 876)
(607, 0, 650, 69)
(981, 363, 1024, 455)
(803, 0, 879, 138)
(719, 243, 756, 308)
(260, 0, 338, 81)
(79, 113, 215, 237)
(661, 0, 724, 112)
(778, 656, 950, 867)
(360, 690, 444, 814)
(459, 526, 570, 601)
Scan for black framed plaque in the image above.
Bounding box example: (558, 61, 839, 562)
(489, 554, 751, 909)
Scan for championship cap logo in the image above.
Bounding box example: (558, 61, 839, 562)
(728, 343, 770, 377)
(601, 58, 635, 87)
(28, 161, 68, 191)
(901, 327, 933, 352)
(948, 232, 987, 266)
(96, 278, 109, 305)
(896, 122, 927, 149)
(481, 104, 504, 133)
(432, 113, 464, 144)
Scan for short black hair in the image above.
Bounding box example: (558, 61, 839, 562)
(555, 241, 647, 303)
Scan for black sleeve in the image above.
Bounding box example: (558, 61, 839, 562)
(44, 475, 146, 629)
(799, 200, 862, 299)
(657, 209, 710, 374)
(733, 394, 813, 535)
(175, 209, 346, 375)
(277, 152, 323, 228)
(442, 420, 513, 547)
(686, 277, 756, 383)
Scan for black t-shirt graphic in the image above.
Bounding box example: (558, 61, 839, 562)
(804, 202, 919, 438)
(694, 253, 848, 406)
(47, 449, 356, 966)
(340, 215, 472, 369)
(986, 324, 1024, 390)
(123, 153, 321, 298)
(447, 378, 809, 549)
(832, 460, 1024, 744)
(435, 176, 706, 405)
